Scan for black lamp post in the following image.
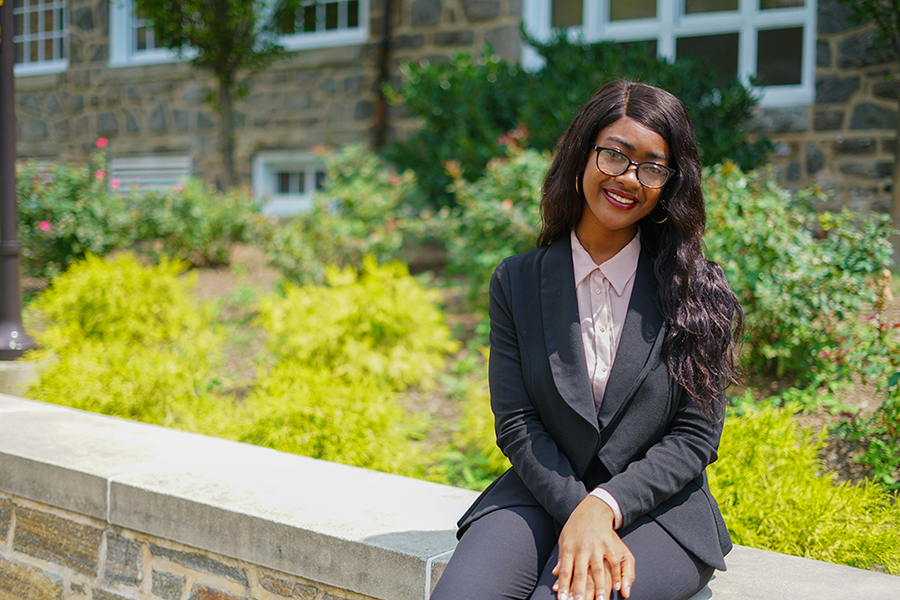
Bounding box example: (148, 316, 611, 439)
(0, 0, 36, 360)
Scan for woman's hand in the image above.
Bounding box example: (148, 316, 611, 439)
(552, 495, 635, 600)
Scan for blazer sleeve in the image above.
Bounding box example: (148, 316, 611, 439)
(488, 260, 589, 526)
(598, 384, 725, 531)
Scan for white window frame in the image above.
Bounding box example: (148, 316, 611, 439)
(522, 0, 816, 107)
(252, 151, 327, 216)
(109, 0, 368, 67)
(13, 0, 69, 76)
(109, 0, 186, 67)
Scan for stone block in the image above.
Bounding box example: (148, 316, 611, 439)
(883, 139, 897, 155)
(46, 95, 63, 117)
(393, 34, 425, 49)
(97, 112, 119, 137)
(259, 574, 318, 599)
(834, 138, 876, 155)
(849, 103, 898, 131)
(74, 7, 93, 31)
(751, 107, 808, 134)
(188, 584, 249, 600)
(90, 44, 109, 63)
(840, 161, 893, 179)
(149, 543, 248, 585)
(816, 40, 830, 68)
(0, 498, 10, 539)
(17, 94, 40, 113)
(13, 507, 103, 577)
(411, 0, 442, 27)
(151, 571, 185, 600)
(435, 30, 475, 46)
(126, 113, 140, 134)
(198, 112, 216, 130)
(149, 103, 168, 133)
(786, 161, 801, 182)
(817, 0, 855, 34)
(814, 109, 843, 131)
(354, 101, 374, 121)
(70, 95, 85, 112)
(93, 589, 129, 600)
(837, 31, 892, 69)
(22, 117, 49, 141)
(462, 0, 500, 22)
(105, 533, 142, 587)
(806, 145, 825, 175)
(815, 75, 859, 104)
(485, 26, 522, 62)
(873, 80, 900, 101)
(0, 556, 63, 600)
(174, 110, 190, 131)
(53, 119, 71, 139)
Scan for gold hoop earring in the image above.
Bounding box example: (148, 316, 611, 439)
(650, 214, 668, 224)
(574, 177, 581, 196)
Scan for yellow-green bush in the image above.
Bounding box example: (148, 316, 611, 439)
(256, 256, 458, 391)
(235, 360, 419, 475)
(26, 253, 226, 431)
(31, 253, 207, 348)
(709, 405, 900, 573)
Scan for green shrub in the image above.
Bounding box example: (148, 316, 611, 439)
(263, 144, 419, 285)
(439, 145, 548, 306)
(17, 148, 131, 278)
(129, 179, 260, 267)
(236, 361, 420, 474)
(256, 256, 458, 391)
(703, 163, 894, 383)
(839, 373, 900, 489)
(387, 39, 769, 205)
(26, 253, 225, 431)
(709, 405, 900, 573)
(30, 253, 207, 349)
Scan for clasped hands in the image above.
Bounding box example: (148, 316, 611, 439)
(552, 495, 635, 600)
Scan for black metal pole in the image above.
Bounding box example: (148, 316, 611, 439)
(0, 0, 36, 360)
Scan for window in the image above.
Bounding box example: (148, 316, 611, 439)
(252, 151, 326, 216)
(109, 0, 184, 66)
(108, 154, 192, 191)
(13, 0, 68, 76)
(109, 0, 368, 66)
(522, 0, 816, 106)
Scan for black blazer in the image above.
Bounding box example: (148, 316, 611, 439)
(457, 235, 732, 571)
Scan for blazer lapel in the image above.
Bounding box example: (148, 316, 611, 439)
(541, 236, 599, 431)
(597, 250, 666, 431)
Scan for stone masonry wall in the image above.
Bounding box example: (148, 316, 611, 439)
(0, 492, 375, 600)
(763, 0, 898, 214)
(14, 0, 521, 190)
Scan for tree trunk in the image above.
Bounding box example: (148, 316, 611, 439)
(217, 77, 236, 191)
(892, 95, 900, 266)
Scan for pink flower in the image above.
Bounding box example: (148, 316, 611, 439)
(96, 138, 108, 148)
(39, 221, 50, 231)
(501, 199, 514, 211)
(95, 169, 106, 180)
(109, 178, 121, 190)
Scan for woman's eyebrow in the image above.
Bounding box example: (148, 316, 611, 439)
(604, 136, 669, 161)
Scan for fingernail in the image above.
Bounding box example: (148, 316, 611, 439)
(614, 582, 621, 590)
(557, 593, 567, 600)
(623, 585, 631, 598)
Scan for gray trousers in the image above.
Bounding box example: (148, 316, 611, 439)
(430, 506, 714, 600)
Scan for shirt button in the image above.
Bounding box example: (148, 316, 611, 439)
(601, 365, 609, 372)
(599, 325, 607, 332)
(593, 288, 601, 295)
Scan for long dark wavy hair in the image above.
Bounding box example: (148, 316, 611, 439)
(537, 80, 743, 409)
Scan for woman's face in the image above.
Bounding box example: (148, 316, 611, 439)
(577, 116, 670, 247)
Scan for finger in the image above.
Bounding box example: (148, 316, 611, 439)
(607, 553, 622, 595)
(569, 555, 591, 600)
(585, 572, 596, 600)
(620, 550, 636, 598)
(555, 554, 573, 600)
(592, 560, 611, 600)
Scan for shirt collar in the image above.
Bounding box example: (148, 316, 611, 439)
(570, 229, 641, 297)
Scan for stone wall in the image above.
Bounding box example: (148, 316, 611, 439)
(13, 0, 522, 189)
(0, 493, 375, 600)
(764, 0, 898, 214)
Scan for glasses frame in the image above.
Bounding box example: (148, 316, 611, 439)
(593, 145, 676, 189)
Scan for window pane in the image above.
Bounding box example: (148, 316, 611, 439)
(676, 32, 739, 85)
(756, 27, 803, 86)
(760, 0, 804, 8)
(618, 39, 657, 56)
(302, 4, 317, 32)
(315, 171, 327, 190)
(684, 0, 737, 14)
(610, 0, 655, 21)
(348, 0, 359, 28)
(325, 2, 338, 30)
(552, 0, 583, 28)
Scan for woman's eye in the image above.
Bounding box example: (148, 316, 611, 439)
(644, 164, 665, 175)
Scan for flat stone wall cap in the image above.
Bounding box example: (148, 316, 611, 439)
(702, 544, 900, 600)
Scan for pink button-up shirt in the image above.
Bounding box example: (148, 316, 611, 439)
(570, 229, 642, 529)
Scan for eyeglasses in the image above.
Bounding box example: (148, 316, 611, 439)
(593, 146, 676, 189)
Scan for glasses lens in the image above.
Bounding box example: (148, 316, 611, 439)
(637, 164, 671, 188)
(596, 148, 629, 176)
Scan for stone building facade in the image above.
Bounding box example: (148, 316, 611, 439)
(9, 0, 898, 214)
